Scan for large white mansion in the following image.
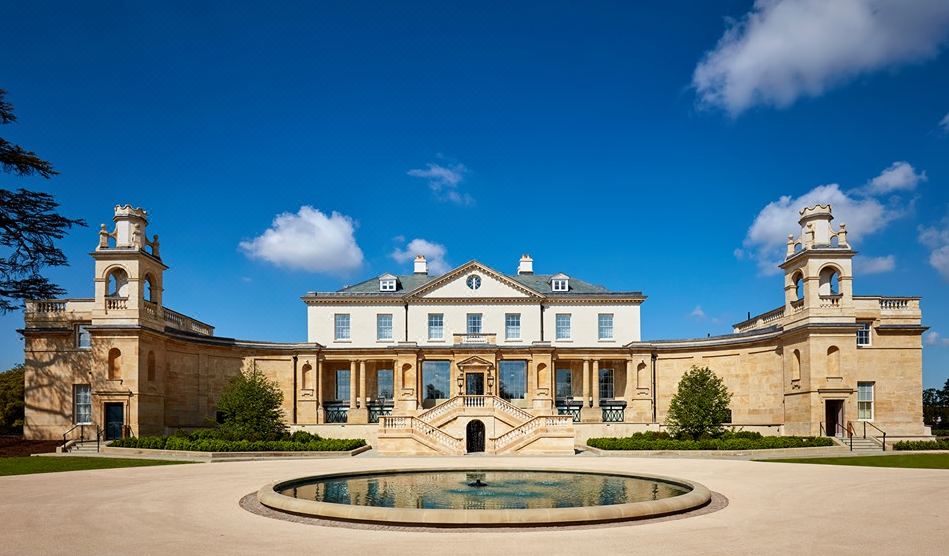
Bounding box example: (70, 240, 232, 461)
(21, 204, 930, 454)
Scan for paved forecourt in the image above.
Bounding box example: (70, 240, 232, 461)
(1, 456, 945, 555)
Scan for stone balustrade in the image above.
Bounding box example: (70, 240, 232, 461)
(819, 294, 842, 308)
(163, 307, 214, 336)
(452, 332, 497, 345)
(105, 297, 128, 311)
(493, 415, 572, 452)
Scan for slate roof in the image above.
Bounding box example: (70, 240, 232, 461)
(307, 268, 642, 298)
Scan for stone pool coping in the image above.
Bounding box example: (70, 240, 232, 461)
(580, 444, 852, 459)
(256, 466, 712, 527)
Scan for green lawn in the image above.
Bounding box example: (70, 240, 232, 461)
(0, 456, 191, 476)
(761, 453, 949, 469)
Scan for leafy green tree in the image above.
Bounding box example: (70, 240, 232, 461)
(0, 365, 25, 434)
(666, 366, 732, 439)
(215, 368, 287, 441)
(1, 89, 85, 313)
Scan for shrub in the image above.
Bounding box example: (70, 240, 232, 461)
(930, 429, 949, 438)
(216, 368, 287, 441)
(109, 434, 365, 452)
(893, 439, 949, 451)
(586, 435, 834, 451)
(666, 366, 732, 439)
(0, 365, 25, 434)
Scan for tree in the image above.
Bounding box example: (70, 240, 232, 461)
(666, 366, 732, 439)
(215, 367, 287, 441)
(0, 365, 25, 434)
(922, 379, 949, 427)
(1, 89, 85, 313)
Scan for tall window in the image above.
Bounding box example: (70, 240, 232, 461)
(73, 384, 92, 424)
(599, 368, 615, 399)
(377, 314, 393, 341)
(598, 314, 614, 340)
(335, 370, 350, 401)
(856, 322, 871, 346)
(555, 314, 571, 340)
(466, 313, 482, 334)
(556, 369, 573, 399)
(422, 360, 450, 400)
(377, 369, 393, 400)
(505, 313, 521, 340)
(428, 313, 444, 340)
(499, 360, 527, 400)
(334, 314, 351, 340)
(75, 324, 91, 349)
(858, 382, 874, 420)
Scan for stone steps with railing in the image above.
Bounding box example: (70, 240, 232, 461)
(378, 415, 464, 455)
(415, 395, 533, 428)
(492, 415, 575, 454)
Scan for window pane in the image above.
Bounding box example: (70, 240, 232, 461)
(467, 313, 482, 334)
(335, 314, 350, 340)
(499, 360, 527, 400)
(377, 314, 393, 340)
(336, 370, 350, 400)
(556, 369, 572, 398)
(556, 314, 571, 339)
(599, 369, 614, 399)
(505, 313, 520, 339)
(428, 313, 444, 339)
(598, 314, 613, 339)
(422, 360, 450, 400)
(74, 384, 92, 424)
(76, 325, 91, 349)
(377, 370, 393, 400)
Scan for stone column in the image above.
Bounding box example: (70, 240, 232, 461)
(592, 360, 600, 408)
(316, 358, 324, 424)
(359, 360, 367, 406)
(349, 360, 357, 409)
(582, 359, 590, 406)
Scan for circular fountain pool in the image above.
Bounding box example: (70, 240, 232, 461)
(257, 468, 711, 526)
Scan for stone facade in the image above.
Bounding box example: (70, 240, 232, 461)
(21, 204, 930, 453)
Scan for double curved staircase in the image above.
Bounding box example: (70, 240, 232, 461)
(377, 395, 574, 455)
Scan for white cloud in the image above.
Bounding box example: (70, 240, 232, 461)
(391, 238, 451, 275)
(925, 330, 949, 347)
(690, 306, 706, 319)
(741, 183, 892, 274)
(941, 112, 949, 131)
(693, 0, 949, 115)
(407, 162, 473, 205)
(864, 161, 927, 195)
(919, 215, 949, 282)
(855, 255, 895, 274)
(239, 206, 364, 273)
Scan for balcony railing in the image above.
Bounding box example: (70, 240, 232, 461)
(105, 297, 128, 311)
(819, 294, 842, 308)
(163, 307, 214, 336)
(452, 332, 497, 345)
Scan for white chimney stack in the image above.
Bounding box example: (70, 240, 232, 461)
(414, 255, 428, 275)
(517, 254, 534, 275)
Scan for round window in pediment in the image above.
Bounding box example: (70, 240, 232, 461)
(466, 274, 482, 290)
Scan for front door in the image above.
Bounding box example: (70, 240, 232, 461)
(465, 372, 485, 396)
(825, 400, 844, 436)
(466, 419, 485, 453)
(105, 402, 124, 440)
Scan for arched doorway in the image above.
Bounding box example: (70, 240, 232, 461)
(466, 419, 485, 453)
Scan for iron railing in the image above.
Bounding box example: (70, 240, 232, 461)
(857, 421, 887, 451)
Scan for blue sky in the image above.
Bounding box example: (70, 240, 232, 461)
(1, 1, 948, 388)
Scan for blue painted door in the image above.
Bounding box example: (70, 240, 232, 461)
(105, 403, 124, 440)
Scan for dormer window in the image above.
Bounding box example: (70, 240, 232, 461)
(378, 274, 398, 292)
(550, 274, 570, 292)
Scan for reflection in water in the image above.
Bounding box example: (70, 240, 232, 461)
(280, 471, 690, 510)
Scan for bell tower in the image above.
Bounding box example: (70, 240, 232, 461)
(91, 205, 167, 327)
(779, 204, 855, 317)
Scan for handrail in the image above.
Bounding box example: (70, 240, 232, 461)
(857, 421, 887, 452)
(61, 423, 88, 452)
(836, 422, 853, 451)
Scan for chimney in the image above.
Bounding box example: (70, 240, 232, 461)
(414, 255, 428, 275)
(517, 254, 534, 275)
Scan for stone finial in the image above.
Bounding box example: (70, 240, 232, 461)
(98, 224, 110, 249)
(836, 224, 848, 247)
(786, 234, 795, 258)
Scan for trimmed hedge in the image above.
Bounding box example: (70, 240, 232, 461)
(893, 439, 949, 451)
(587, 431, 835, 451)
(110, 429, 365, 452)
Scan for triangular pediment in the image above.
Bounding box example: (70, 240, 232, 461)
(456, 355, 495, 368)
(407, 260, 543, 299)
